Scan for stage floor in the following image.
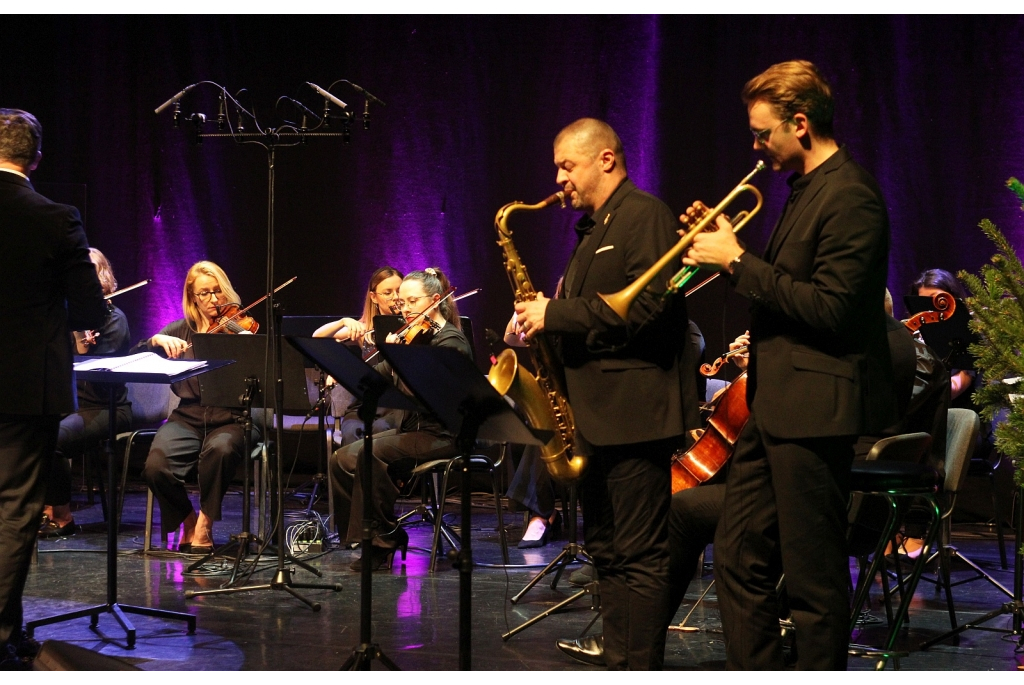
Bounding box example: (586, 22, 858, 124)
(24, 485, 1024, 671)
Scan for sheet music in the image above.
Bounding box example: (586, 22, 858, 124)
(74, 352, 207, 375)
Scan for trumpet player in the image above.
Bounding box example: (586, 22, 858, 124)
(682, 60, 897, 670)
(516, 118, 700, 669)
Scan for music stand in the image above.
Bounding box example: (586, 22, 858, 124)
(287, 336, 420, 671)
(26, 356, 232, 648)
(182, 334, 268, 581)
(283, 315, 344, 518)
(183, 334, 342, 606)
(377, 343, 547, 670)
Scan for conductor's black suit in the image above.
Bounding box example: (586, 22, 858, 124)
(713, 146, 897, 669)
(545, 178, 701, 669)
(0, 170, 105, 647)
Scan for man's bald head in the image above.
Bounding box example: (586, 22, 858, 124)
(554, 118, 627, 173)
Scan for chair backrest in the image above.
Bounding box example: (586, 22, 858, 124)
(864, 431, 932, 463)
(944, 408, 980, 494)
(125, 383, 179, 430)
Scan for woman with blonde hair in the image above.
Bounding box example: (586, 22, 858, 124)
(137, 260, 258, 554)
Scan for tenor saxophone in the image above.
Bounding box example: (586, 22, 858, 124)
(487, 192, 587, 483)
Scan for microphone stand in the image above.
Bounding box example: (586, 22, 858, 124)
(159, 83, 363, 605)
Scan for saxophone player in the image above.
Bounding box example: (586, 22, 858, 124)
(515, 118, 701, 670)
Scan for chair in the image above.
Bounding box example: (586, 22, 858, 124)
(920, 409, 1012, 619)
(110, 383, 179, 549)
(847, 432, 942, 670)
(402, 442, 510, 572)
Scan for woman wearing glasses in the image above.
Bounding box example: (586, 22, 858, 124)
(314, 265, 403, 355)
(137, 260, 259, 554)
(330, 267, 472, 570)
(315, 267, 405, 447)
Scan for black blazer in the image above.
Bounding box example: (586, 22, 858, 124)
(546, 179, 700, 447)
(731, 147, 898, 439)
(0, 172, 106, 415)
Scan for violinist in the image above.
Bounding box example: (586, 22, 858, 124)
(314, 266, 404, 447)
(314, 266, 403, 354)
(39, 248, 132, 538)
(136, 261, 259, 554)
(329, 267, 471, 571)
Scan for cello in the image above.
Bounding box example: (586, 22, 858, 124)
(670, 371, 749, 492)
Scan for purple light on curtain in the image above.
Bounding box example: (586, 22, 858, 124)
(139, 205, 206, 336)
(607, 15, 662, 196)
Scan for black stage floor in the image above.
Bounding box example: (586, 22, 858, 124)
(23, 484, 1024, 671)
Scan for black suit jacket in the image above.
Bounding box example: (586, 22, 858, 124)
(546, 179, 700, 447)
(731, 147, 898, 439)
(0, 172, 105, 416)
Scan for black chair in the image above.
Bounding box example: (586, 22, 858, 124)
(401, 442, 510, 573)
(847, 432, 942, 670)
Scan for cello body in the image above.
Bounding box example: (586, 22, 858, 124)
(671, 372, 750, 492)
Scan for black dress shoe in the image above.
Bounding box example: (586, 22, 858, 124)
(38, 518, 76, 538)
(555, 634, 605, 667)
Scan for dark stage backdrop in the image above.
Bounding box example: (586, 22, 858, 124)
(3, 15, 1024, 367)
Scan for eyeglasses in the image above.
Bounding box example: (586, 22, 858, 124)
(396, 295, 429, 309)
(374, 288, 398, 299)
(750, 119, 791, 145)
(193, 288, 223, 301)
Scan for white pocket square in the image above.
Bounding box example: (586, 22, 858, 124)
(595, 245, 615, 254)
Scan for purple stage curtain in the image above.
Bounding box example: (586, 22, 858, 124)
(4, 15, 1023, 359)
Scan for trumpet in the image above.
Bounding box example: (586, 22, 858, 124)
(598, 161, 766, 320)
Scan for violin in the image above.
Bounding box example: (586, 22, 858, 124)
(671, 372, 750, 493)
(204, 276, 297, 335)
(213, 302, 259, 334)
(78, 278, 153, 350)
(363, 287, 482, 363)
(904, 291, 956, 332)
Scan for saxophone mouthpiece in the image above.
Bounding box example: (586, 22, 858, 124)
(557, 191, 566, 209)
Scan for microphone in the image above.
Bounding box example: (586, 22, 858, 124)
(154, 83, 198, 115)
(363, 99, 370, 130)
(306, 82, 348, 111)
(282, 97, 321, 128)
(216, 93, 226, 130)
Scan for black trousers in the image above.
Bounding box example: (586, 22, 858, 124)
(579, 438, 677, 670)
(44, 405, 132, 506)
(505, 445, 556, 518)
(0, 414, 59, 645)
(714, 416, 855, 670)
(330, 429, 457, 544)
(667, 483, 723, 614)
(142, 418, 253, 536)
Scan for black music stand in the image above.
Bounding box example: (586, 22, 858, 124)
(377, 343, 547, 670)
(182, 334, 268, 582)
(26, 356, 232, 649)
(283, 315, 345, 518)
(182, 334, 342, 607)
(286, 336, 420, 671)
